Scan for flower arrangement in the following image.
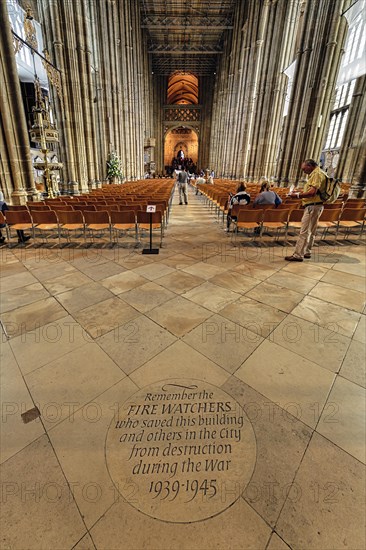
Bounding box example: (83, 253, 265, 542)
(106, 150, 123, 181)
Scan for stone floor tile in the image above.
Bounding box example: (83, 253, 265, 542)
(158, 253, 200, 269)
(276, 432, 365, 550)
(132, 262, 176, 280)
(155, 270, 204, 294)
(30, 260, 77, 282)
(25, 343, 125, 429)
(246, 281, 305, 314)
(146, 295, 212, 337)
(321, 268, 366, 293)
(309, 281, 365, 312)
(72, 533, 96, 549)
(0, 435, 85, 549)
(291, 295, 361, 338)
(9, 315, 89, 375)
(130, 340, 230, 387)
(0, 283, 49, 313)
(182, 313, 263, 374)
(266, 533, 291, 549)
(119, 281, 176, 313)
(235, 340, 335, 429)
(56, 282, 114, 314)
(267, 270, 317, 294)
(232, 260, 282, 280)
(48, 377, 138, 528)
(220, 296, 287, 338)
(222, 376, 312, 527)
(0, 341, 44, 464)
(42, 271, 93, 295)
(96, 315, 176, 374)
(317, 376, 365, 463)
(73, 260, 124, 281)
(1, 297, 67, 339)
(90, 494, 271, 550)
(0, 271, 38, 292)
(282, 261, 329, 280)
(100, 271, 148, 295)
(272, 315, 350, 373)
(353, 314, 365, 343)
(182, 261, 228, 279)
(339, 339, 366, 387)
(74, 297, 140, 338)
(331, 260, 366, 277)
(182, 281, 241, 313)
(209, 270, 260, 294)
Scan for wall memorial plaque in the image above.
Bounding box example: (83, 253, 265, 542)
(105, 379, 256, 523)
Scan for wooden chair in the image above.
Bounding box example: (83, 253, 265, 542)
(338, 208, 366, 241)
(73, 204, 97, 212)
(317, 208, 342, 241)
(83, 210, 111, 243)
(261, 209, 290, 242)
(6, 205, 28, 211)
(110, 210, 137, 243)
(51, 204, 72, 211)
(31, 209, 60, 245)
(57, 210, 85, 243)
(136, 210, 163, 247)
(0, 212, 6, 243)
(344, 199, 365, 209)
(4, 210, 33, 241)
(28, 203, 51, 212)
(287, 209, 304, 238)
(233, 209, 263, 242)
(323, 202, 344, 209)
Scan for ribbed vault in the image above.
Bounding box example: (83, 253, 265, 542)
(167, 72, 198, 104)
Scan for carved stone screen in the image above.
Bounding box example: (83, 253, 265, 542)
(105, 379, 256, 523)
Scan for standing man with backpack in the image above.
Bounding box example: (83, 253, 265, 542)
(177, 169, 189, 205)
(285, 159, 327, 262)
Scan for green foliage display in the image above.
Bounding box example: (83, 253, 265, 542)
(106, 151, 123, 180)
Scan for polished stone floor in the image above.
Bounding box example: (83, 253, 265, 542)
(1, 187, 365, 550)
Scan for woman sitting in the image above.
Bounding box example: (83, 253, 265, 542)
(226, 182, 250, 231)
(253, 180, 282, 207)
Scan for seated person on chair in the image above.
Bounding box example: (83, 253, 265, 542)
(226, 182, 250, 230)
(253, 180, 282, 207)
(0, 192, 31, 244)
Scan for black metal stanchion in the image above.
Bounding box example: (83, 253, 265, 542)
(142, 207, 159, 254)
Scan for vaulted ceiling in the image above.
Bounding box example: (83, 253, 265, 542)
(140, 0, 237, 76)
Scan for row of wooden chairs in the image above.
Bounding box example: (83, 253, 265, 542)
(230, 206, 366, 244)
(11, 199, 170, 227)
(0, 208, 164, 247)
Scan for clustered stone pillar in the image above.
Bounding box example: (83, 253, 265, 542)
(208, 0, 359, 186)
(336, 75, 366, 197)
(199, 75, 215, 172)
(0, 1, 38, 202)
(152, 75, 167, 175)
(277, 0, 348, 184)
(38, 0, 152, 188)
(209, 0, 302, 181)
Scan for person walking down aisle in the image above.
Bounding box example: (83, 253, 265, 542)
(177, 169, 189, 205)
(285, 159, 326, 262)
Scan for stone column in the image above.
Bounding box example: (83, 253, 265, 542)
(337, 75, 366, 196)
(277, 0, 347, 183)
(0, 1, 38, 202)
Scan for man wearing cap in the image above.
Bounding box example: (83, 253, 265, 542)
(285, 159, 326, 262)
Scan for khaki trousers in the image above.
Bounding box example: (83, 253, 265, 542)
(293, 204, 324, 258)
